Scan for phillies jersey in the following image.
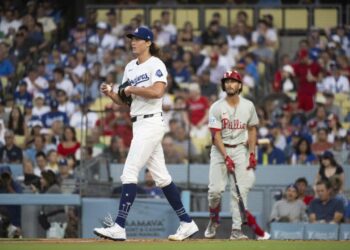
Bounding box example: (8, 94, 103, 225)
(122, 56, 167, 117)
(208, 96, 259, 145)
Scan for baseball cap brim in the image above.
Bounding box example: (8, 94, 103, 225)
(126, 33, 150, 41)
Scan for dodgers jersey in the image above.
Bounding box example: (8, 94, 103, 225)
(208, 96, 259, 145)
(122, 56, 167, 116)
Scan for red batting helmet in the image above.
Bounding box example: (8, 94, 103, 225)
(221, 70, 242, 91)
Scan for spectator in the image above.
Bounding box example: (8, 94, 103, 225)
(142, 168, 164, 198)
(323, 92, 343, 122)
(321, 62, 349, 94)
(308, 180, 344, 224)
(57, 158, 74, 184)
(46, 149, 59, 172)
(152, 19, 171, 48)
(0, 7, 21, 37)
(284, 130, 301, 163)
(0, 42, 15, 78)
(160, 10, 176, 37)
(34, 151, 49, 175)
(57, 126, 80, 157)
(295, 177, 314, 206)
(268, 123, 286, 151)
(24, 134, 47, 164)
(291, 137, 317, 165)
(314, 151, 345, 193)
(103, 136, 127, 164)
(106, 9, 125, 42)
(170, 56, 191, 83)
(32, 92, 50, 118)
(56, 89, 75, 118)
(13, 80, 32, 107)
(201, 20, 225, 46)
(162, 134, 184, 164)
(0, 166, 23, 230)
(226, 22, 249, 57)
(177, 21, 195, 50)
(270, 184, 306, 223)
(53, 67, 74, 98)
(252, 19, 278, 49)
(197, 52, 227, 85)
(36, 170, 67, 238)
(23, 66, 49, 96)
(331, 134, 349, 166)
(41, 99, 69, 128)
(257, 136, 286, 165)
(173, 125, 198, 163)
(186, 83, 209, 138)
(198, 69, 218, 100)
(311, 127, 333, 157)
(68, 17, 87, 51)
(64, 53, 86, 85)
(88, 21, 116, 60)
(69, 99, 98, 130)
(7, 106, 25, 136)
(292, 48, 322, 111)
(0, 130, 23, 164)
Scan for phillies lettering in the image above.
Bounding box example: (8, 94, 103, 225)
(222, 118, 246, 129)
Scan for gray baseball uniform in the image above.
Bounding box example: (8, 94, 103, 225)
(208, 95, 259, 230)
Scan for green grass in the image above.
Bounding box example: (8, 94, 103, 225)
(1, 240, 350, 250)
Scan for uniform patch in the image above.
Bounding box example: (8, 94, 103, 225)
(209, 116, 217, 126)
(156, 69, 163, 77)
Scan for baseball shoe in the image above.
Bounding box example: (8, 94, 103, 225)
(204, 220, 219, 239)
(168, 220, 199, 241)
(257, 232, 270, 240)
(229, 229, 248, 240)
(93, 223, 126, 241)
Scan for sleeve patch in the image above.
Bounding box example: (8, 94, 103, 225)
(156, 69, 163, 77)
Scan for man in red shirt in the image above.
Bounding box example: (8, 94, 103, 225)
(186, 83, 209, 130)
(293, 49, 322, 111)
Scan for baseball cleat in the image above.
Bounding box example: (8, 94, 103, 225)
(257, 232, 271, 240)
(93, 223, 126, 241)
(204, 220, 219, 239)
(230, 229, 248, 240)
(168, 220, 199, 241)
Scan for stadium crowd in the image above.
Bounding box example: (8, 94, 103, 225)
(0, 0, 349, 239)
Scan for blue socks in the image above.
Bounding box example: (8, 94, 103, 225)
(162, 182, 192, 223)
(115, 184, 137, 228)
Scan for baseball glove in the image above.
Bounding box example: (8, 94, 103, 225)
(118, 80, 132, 106)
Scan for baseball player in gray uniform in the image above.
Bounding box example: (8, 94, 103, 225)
(93, 27, 198, 241)
(205, 70, 259, 240)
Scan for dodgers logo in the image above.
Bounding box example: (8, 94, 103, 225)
(156, 69, 163, 77)
(130, 73, 150, 85)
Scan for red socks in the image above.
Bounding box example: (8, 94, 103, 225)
(209, 205, 220, 223)
(246, 210, 265, 237)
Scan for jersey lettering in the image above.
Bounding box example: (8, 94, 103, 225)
(222, 118, 247, 130)
(130, 73, 150, 86)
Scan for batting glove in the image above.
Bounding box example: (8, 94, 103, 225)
(247, 152, 257, 170)
(225, 155, 235, 173)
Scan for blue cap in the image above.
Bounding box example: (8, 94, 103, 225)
(19, 80, 27, 86)
(127, 27, 153, 42)
(322, 150, 334, 159)
(77, 17, 86, 24)
(0, 166, 12, 175)
(58, 158, 68, 166)
(50, 99, 59, 108)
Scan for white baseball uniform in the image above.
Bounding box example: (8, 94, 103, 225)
(208, 95, 259, 230)
(120, 56, 172, 187)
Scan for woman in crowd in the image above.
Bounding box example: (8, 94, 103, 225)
(314, 150, 345, 193)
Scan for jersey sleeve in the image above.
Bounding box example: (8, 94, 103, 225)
(208, 103, 221, 129)
(151, 59, 168, 85)
(247, 102, 259, 126)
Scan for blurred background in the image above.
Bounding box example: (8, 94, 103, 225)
(0, 0, 349, 240)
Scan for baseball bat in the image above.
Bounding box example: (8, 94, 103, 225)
(230, 171, 248, 225)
